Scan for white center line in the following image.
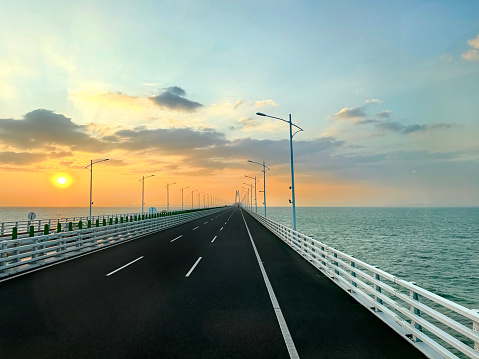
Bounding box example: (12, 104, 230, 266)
(204, 222, 208, 224)
(106, 256, 144, 277)
(193, 226, 199, 230)
(224, 222, 227, 224)
(185, 257, 202, 277)
(240, 211, 299, 359)
(211, 236, 217, 243)
(220, 227, 223, 231)
(170, 235, 183, 242)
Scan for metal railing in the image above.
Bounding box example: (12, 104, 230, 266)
(246, 209, 479, 359)
(0, 207, 228, 277)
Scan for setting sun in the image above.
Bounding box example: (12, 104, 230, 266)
(52, 174, 73, 188)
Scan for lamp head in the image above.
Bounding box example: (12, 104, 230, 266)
(256, 112, 266, 116)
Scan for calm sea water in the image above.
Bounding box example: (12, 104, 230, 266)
(264, 206, 479, 310)
(1, 206, 478, 310)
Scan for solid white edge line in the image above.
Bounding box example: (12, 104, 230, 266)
(170, 235, 183, 242)
(185, 257, 202, 277)
(106, 256, 144, 277)
(193, 226, 199, 230)
(240, 210, 300, 359)
(211, 236, 217, 243)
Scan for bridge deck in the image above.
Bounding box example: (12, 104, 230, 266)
(0, 207, 425, 358)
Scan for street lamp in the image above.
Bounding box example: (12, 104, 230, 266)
(243, 182, 253, 211)
(245, 175, 259, 213)
(198, 192, 203, 209)
(191, 189, 198, 209)
(166, 182, 176, 212)
(181, 187, 189, 211)
(241, 186, 250, 210)
(248, 160, 270, 217)
(85, 159, 109, 218)
(140, 175, 155, 215)
(256, 112, 303, 231)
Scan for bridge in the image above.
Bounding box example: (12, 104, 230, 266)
(0, 207, 478, 358)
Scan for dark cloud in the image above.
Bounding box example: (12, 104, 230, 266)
(0, 152, 46, 165)
(376, 110, 392, 118)
(0, 109, 108, 151)
(149, 86, 203, 112)
(112, 126, 226, 152)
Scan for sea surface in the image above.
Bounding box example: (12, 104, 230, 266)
(1, 206, 478, 310)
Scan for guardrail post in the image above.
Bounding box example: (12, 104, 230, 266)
(57, 223, 61, 232)
(472, 309, 479, 353)
(96, 219, 99, 227)
(321, 246, 326, 266)
(78, 221, 83, 230)
(109, 218, 113, 225)
(88, 220, 91, 228)
(103, 218, 106, 226)
(350, 259, 357, 288)
(333, 253, 339, 276)
(374, 268, 383, 312)
(29, 226, 34, 237)
(410, 283, 422, 342)
(44, 224, 49, 235)
(68, 222, 73, 231)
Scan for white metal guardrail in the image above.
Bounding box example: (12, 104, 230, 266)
(0, 207, 228, 278)
(246, 209, 479, 359)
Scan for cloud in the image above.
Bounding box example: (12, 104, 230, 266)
(374, 121, 457, 135)
(334, 107, 367, 120)
(0, 152, 46, 165)
(0, 109, 107, 151)
(234, 99, 244, 109)
(376, 111, 392, 118)
(149, 86, 203, 112)
(462, 34, 479, 61)
(112, 126, 226, 152)
(364, 99, 382, 104)
(255, 99, 277, 108)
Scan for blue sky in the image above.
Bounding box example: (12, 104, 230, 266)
(0, 0, 478, 206)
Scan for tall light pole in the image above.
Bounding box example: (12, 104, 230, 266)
(242, 186, 250, 210)
(85, 159, 109, 218)
(181, 187, 189, 211)
(248, 160, 270, 217)
(191, 189, 198, 209)
(140, 175, 155, 215)
(245, 175, 259, 213)
(256, 112, 303, 231)
(243, 182, 253, 211)
(166, 182, 176, 212)
(198, 192, 203, 209)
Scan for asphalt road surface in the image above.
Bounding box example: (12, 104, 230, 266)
(0, 207, 425, 358)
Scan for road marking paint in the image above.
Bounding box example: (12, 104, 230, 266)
(211, 236, 217, 243)
(185, 257, 202, 277)
(170, 235, 182, 242)
(204, 222, 208, 224)
(240, 210, 300, 359)
(220, 227, 223, 231)
(193, 226, 199, 230)
(106, 256, 144, 277)
(225, 222, 227, 224)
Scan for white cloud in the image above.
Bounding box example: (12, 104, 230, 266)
(334, 107, 367, 120)
(462, 34, 479, 62)
(255, 99, 277, 108)
(234, 99, 244, 109)
(365, 99, 382, 104)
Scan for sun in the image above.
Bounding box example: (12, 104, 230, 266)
(52, 173, 73, 188)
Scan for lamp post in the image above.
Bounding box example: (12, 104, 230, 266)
(243, 182, 253, 212)
(256, 112, 303, 231)
(180, 187, 189, 211)
(203, 193, 206, 208)
(198, 192, 203, 209)
(191, 189, 198, 209)
(166, 182, 176, 212)
(140, 175, 155, 215)
(242, 186, 250, 210)
(248, 160, 270, 217)
(85, 159, 109, 218)
(245, 175, 259, 213)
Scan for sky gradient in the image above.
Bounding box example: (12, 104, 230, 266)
(1, 0, 478, 208)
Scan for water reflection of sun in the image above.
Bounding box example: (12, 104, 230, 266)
(52, 174, 73, 188)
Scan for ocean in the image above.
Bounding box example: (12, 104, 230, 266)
(1, 205, 477, 310)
